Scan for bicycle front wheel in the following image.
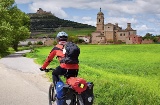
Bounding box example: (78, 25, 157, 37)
(49, 83, 56, 105)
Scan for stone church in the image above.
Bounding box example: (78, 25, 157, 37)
(92, 8, 142, 44)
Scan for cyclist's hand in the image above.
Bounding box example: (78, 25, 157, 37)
(39, 67, 45, 71)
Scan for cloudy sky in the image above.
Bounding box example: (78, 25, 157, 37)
(15, 0, 160, 36)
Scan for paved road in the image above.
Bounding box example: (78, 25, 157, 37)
(0, 50, 52, 105)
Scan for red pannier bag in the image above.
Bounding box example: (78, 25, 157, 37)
(66, 77, 87, 94)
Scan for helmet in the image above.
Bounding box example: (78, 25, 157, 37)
(56, 31, 68, 41)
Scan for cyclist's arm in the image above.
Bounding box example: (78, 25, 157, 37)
(41, 48, 56, 69)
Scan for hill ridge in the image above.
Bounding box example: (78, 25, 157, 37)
(28, 13, 95, 36)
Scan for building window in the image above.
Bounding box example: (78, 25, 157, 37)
(120, 34, 122, 36)
(124, 34, 125, 36)
(129, 37, 130, 40)
(108, 27, 110, 28)
(99, 19, 100, 22)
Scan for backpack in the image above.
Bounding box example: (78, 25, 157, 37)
(60, 42, 80, 64)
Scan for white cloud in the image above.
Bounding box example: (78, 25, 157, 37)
(137, 25, 149, 31)
(82, 17, 95, 26)
(15, 0, 160, 14)
(15, 0, 32, 4)
(28, 1, 68, 18)
(71, 16, 95, 26)
(15, 0, 41, 4)
(106, 17, 138, 29)
(72, 16, 80, 20)
(84, 20, 96, 26)
(82, 17, 92, 21)
(135, 24, 157, 35)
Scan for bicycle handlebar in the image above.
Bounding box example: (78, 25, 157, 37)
(44, 68, 55, 72)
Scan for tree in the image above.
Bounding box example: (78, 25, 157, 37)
(143, 33, 153, 40)
(0, 0, 14, 52)
(0, 0, 30, 52)
(9, 6, 30, 51)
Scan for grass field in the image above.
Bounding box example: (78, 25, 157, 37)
(26, 44, 160, 105)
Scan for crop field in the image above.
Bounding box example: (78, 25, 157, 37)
(27, 44, 160, 105)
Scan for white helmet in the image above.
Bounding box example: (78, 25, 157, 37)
(56, 31, 68, 41)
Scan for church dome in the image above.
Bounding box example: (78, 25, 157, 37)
(98, 11, 104, 15)
(97, 8, 104, 15)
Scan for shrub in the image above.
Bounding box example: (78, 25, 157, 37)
(37, 41, 43, 45)
(28, 41, 32, 46)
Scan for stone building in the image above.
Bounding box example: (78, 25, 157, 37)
(126, 35, 142, 44)
(92, 8, 142, 44)
(36, 8, 52, 15)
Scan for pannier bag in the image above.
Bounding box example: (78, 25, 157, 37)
(56, 81, 64, 105)
(81, 82, 94, 105)
(56, 79, 94, 105)
(56, 82, 75, 105)
(66, 77, 87, 94)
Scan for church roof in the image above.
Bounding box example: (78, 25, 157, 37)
(97, 8, 104, 15)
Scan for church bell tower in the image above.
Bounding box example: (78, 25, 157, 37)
(96, 8, 104, 33)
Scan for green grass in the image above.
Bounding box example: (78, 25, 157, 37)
(26, 44, 160, 105)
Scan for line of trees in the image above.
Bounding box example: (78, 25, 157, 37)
(143, 33, 160, 43)
(0, 0, 30, 53)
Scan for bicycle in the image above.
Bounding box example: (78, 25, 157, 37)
(44, 68, 94, 105)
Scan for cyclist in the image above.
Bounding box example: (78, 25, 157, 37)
(40, 31, 79, 87)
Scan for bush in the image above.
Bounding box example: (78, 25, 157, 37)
(37, 41, 43, 45)
(28, 41, 32, 46)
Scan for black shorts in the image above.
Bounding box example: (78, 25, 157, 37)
(52, 66, 79, 78)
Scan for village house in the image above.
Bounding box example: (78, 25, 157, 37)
(91, 8, 142, 44)
(126, 35, 142, 44)
(78, 35, 91, 43)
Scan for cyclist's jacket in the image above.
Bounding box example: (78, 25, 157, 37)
(42, 42, 79, 70)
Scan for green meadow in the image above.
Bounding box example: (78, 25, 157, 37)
(27, 44, 160, 105)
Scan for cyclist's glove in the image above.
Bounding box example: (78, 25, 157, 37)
(39, 67, 45, 71)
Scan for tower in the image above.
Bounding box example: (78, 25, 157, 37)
(96, 8, 104, 33)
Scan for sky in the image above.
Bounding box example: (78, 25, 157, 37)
(15, 0, 160, 36)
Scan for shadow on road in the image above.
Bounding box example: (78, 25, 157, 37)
(4, 50, 31, 58)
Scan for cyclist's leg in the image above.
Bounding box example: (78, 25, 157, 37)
(52, 66, 67, 87)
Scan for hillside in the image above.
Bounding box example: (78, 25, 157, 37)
(28, 13, 95, 36)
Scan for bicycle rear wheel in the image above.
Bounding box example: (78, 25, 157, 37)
(49, 83, 56, 105)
